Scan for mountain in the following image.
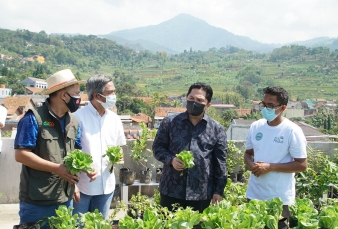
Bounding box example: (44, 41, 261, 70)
(104, 13, 279, 53)
(289, 37, 338, 50)
(100, 34, 178, 54)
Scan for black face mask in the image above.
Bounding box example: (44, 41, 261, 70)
(64, 92, 81, 112)
(186, 100, 206, 116)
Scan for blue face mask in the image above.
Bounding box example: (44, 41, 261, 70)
(261, 107, 279, 122)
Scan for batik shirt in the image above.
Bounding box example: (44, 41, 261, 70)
(153, 111, 227, 200)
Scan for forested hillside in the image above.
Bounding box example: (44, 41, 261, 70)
(1, 28, 338, 108)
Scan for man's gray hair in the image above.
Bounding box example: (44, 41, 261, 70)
(86, 74, 113, 101)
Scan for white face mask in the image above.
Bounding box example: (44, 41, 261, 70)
(97, 94, 116, 109)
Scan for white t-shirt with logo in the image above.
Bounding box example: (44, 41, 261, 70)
(245, 118, 307, 205)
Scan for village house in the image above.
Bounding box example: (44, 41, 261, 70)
(154, 107, 186, 128)
(21, 77, 47, 89)
(0, 84, 12, 98)
(2, 96, 35, 120)
(25, 87, 44, 95)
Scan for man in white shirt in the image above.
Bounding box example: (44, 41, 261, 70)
(0, 105, 8, 154)
(244, 86, 307, 220)
(73, 74, 126, 219)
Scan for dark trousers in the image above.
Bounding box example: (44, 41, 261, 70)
(160, 194, 211, 213)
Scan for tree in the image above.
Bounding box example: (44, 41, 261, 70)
(171, 99, 182, 108)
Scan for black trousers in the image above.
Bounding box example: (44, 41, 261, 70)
(160, 194, 211, 213)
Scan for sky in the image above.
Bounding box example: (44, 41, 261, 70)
(0, 0, 337, 44)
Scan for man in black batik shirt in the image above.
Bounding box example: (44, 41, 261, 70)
(153, 82, 228, 213)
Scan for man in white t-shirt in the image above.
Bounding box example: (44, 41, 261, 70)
(73, 74, 126, 219)
(244, 86, 307, 219)
(0, 105, 8, 154)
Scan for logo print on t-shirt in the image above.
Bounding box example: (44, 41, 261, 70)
(256, 132, 263, 141)
(274, 136, 284, 143)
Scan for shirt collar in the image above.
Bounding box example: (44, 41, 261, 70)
(88, 101, 101, 116)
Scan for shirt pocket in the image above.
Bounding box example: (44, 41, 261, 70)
(41, 128, 62, 159)
(28, 171, 61, 201)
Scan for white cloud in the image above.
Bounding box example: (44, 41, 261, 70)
(0, 0, 337, 44)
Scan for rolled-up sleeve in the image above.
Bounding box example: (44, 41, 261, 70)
(212, 128, 228, 196)
(152, 117, 175, 165)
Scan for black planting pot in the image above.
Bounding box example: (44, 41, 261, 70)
(156, 168, 162, 183)
(123, 170, 136, 185)
(119, 168, 129, 183)
(230, 172, 237, 182)
(140, 169, 152, 184)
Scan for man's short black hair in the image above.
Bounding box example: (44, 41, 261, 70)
(187, 82, 213, 103)
(263, 86, 289, 105)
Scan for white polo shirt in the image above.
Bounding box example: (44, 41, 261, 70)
(0, 105, 7, 151)
(74, 102, 126, 195)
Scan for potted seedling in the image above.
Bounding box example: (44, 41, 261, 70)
(130, 122, 153, 183)
(64, 149, 94, 175)
(176, 150, 195, 176)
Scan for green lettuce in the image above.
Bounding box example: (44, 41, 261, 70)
(176, 150, 195, 169)
(64, 149, 93, 175)
(103, 145, 123, 173)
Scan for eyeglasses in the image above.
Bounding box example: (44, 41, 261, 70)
(258, 102, 282, 111)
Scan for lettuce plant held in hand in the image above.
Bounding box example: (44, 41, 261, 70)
(103, 145, 124, 173)
(64, 149, 93, 175)
(176, 150, 195, 176)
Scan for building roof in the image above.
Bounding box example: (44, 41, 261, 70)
(2, 96, 32, 109)
(211, 104, 236, 108)
(130, 113, 152, 123)
(155, 107, 186, 117)
(133, 97, 152, 104)
(293, 121, 329, 141)
(252, 101, 261, 105)
(26, 87, 44, 94)
(6, 106, 23, 115)
(27, 77, 47, 82)
(236, 109, 252, 117)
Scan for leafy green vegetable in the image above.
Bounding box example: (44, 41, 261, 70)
(103, 145, 123, 164)
(176, 150, 195, 169)
(81, 209, 111, 229)
(168, 207, 200, 229)
(318, 204, 338, 229)
(64, 149, 93, 175)
(103, 145, 123, 173)
(47, 205, 78, 229)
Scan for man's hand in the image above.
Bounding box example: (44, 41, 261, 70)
(0, 122, 3, 129)
(212, 194, 222, 205)
(171, 157, 184, 171)
(54, 164, 79, 184)
(73, 185, 81, 204)
(251, 161, 271, 177)
(86, 168, 98, 182)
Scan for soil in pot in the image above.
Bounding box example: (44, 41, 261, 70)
(123, 170, 136, 185)
(156, 168, 162, 183)
(140, 168, 152, 184)
(230, 172, 237, 182)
